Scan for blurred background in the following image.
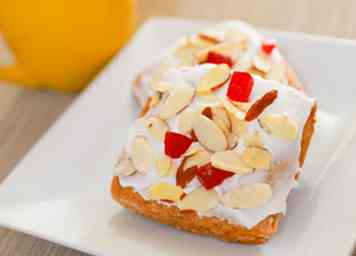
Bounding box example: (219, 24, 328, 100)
(0, 0, 355, 255)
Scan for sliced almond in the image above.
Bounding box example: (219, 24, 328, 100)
(149, 183, 184, 202)
(231, 101, 252, 112)
(156, 155, 173, 176)
(220, 97, 245, 120)
(211, 150, 252, 174)
(146, 117, 168, 141)
(177, 110, 196, 133)
(192, 114, 227, 152)
(245, 90, 278, 121)
(201, 106, 213, 119)
(227, 133, 239, 149)
(176, 158, 198, 188)
(211, 106, 231, 134)
(166, 161, 178, 177)
(149, 92, 161, 108)
(248, 66, 267, 78)
(174, 37, 200, 66)
(244, 131, 264, 148)
(230, 114, 248, 138)
(197, 33, 220, 44)
(221, 182, 272, 209)
(177, 187, 219, 212)
(196, 64, 230, 94)
(253, 53, 272, 73)
(115, 158, 137, 176)
(181, 143, 200, 157)
(158, 85, 195, 120)
(131, 136, 154, 173)
(241, 146, 272, 170)
(259, 113, 298, 140)
(183, 149, 211, 170)
(150, 81, 172, 93)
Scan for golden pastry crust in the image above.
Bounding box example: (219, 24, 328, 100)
(111, 176, 281, 244)
(117, 60, 316, 245)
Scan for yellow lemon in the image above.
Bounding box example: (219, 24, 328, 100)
(0, 0, 136, 91)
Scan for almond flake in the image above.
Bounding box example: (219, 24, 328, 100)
(196, 64, 230, 94)
(192, 114, 227, 152)
(149, 183, 184, 202)
(158, 85, 195, 119)
(241, 146, 272, 170)
(167, 162, 178, 177)
(244, 132, 264, 148)
(183, 149, 211, 170)
(221, 182, 272, 209)
(201, 107, 213, 119)
(259, 113, 298, 140)
(177, 110, 196, 133)
(248, 66, 266, 78)
(150, 81, 172, 93)
(253, 53, 272, 73)
(176, 158, 198, 188)
(197, 33, 220, 44)
(192, 38, 216, 49)
(227, 133, 239, 149)
(245, 90, 278, 121)
(149, 93, 161, 108)
(211, 150, 252, 174)
(231, 101, 252, 112)
(212, 106, 231, 134)
(156, 155, 173, 176)
(146, 117, 168, 141)
(181, 143, 200, 157)
(174, 38, 200, 66)
(230, 114, 248, 138)
(115, 158, 137, 176)
(220, 97, 245, 120)
(177, 187, 219, 212)
(131, 136, 154, 173)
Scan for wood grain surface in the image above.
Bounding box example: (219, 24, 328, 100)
(0, 0, 355, 255)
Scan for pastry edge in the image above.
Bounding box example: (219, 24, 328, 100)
(111, 176, 282, 244)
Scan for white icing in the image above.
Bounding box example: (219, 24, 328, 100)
(120, 63, 315, 229)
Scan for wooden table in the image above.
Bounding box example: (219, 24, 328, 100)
(0, 0, 355, 255)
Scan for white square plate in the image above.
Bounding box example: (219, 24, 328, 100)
(1, 18, 356, 256)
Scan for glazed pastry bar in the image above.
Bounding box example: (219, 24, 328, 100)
(112, 62, 316, 244)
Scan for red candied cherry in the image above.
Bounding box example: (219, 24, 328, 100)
(205, 51, 234, 67)
(196, 163, 234, 190)
(226, 71, 254, 102)
(164, 132, 193, 159)
(261, 39, 277, 55)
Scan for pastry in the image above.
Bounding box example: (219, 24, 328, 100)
(132, 21, 304, 107)
(111, 62, 316, 244)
